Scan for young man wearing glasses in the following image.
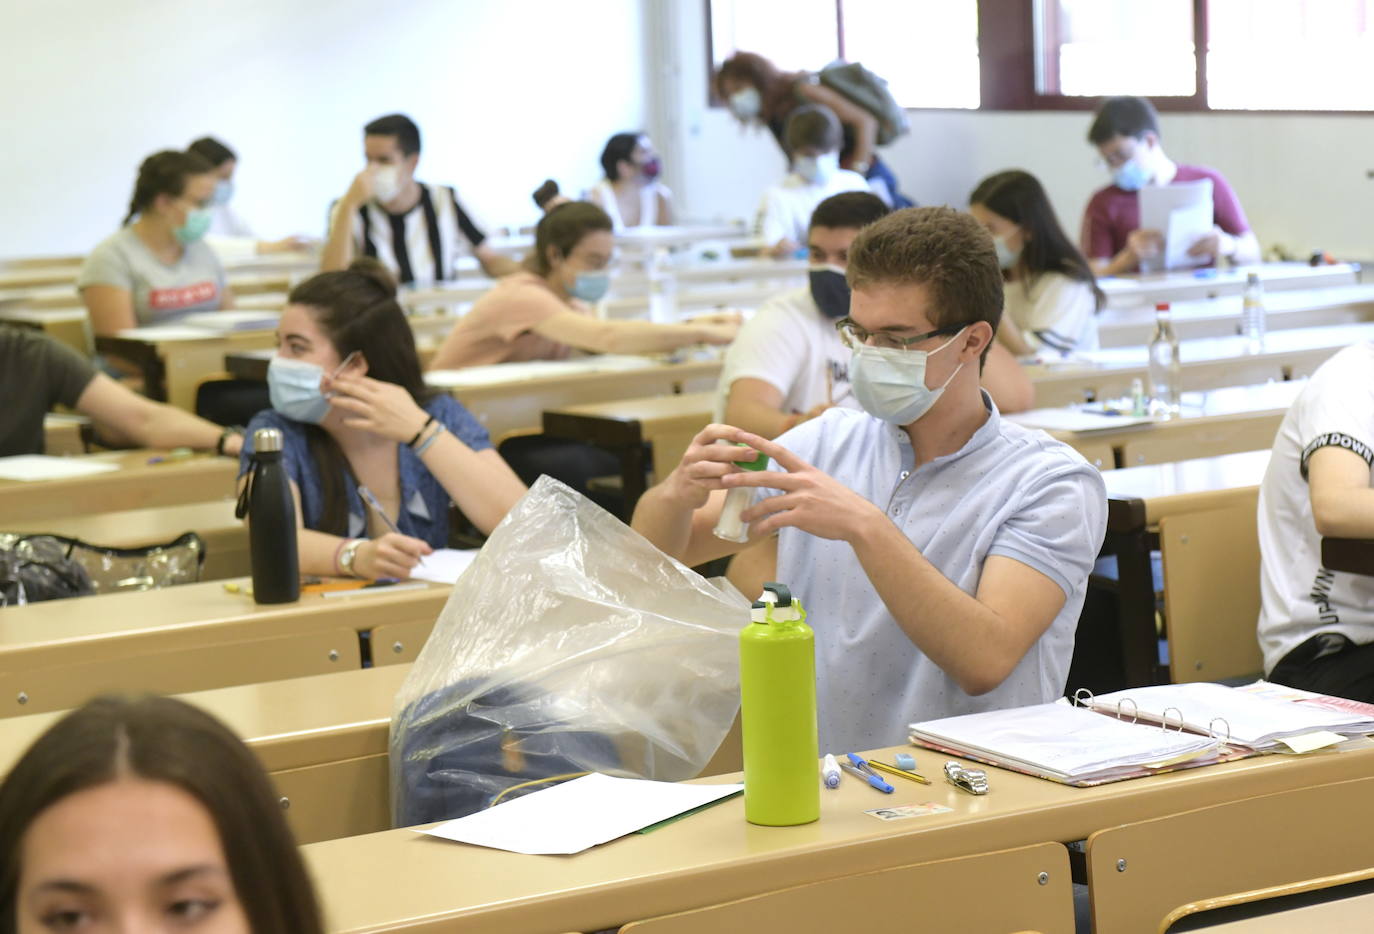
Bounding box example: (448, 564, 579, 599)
(1082, 96, 1258, 276)
(632, 206, 1106, 752)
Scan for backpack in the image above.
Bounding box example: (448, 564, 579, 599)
(817, 61, 911, 146)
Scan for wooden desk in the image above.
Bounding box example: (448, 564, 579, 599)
(1099, 262, 1358, 310)
(13, 500, 248, 582)
(41, 414, 90, 456)
(0, 450, 237, 525)
(0, 663, 411, 844)
(1097, 284, 1374, 348)
(1026, 321, 1374, 407)
(0, 306, 92, 355)
(98, 326, 278, 409)
(542, 392, 714, 516)
(0, 264, 80, 291)
(1011, 381, 1302, 469)
(0, 577, 450, 716)
(1101, 450, 1271, 685)
(304, 739, 1374, 934)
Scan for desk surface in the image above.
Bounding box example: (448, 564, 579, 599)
(1103, 449, 1270, 527)
(0, 450, 238, 524)
(304, 741, 1374, 934)
(1099, 262, 1359, 309)
(547, 390, 716, 424)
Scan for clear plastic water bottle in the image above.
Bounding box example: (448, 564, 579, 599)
(1241, 272, 1266, 354)
(1148, 302, 1181, 418)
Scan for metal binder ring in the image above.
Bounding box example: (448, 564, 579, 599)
(1115, 697, 1139, 723)
(1160, 706, 1185, 732)
(1072, 688, 1095, 708)
(1208, 717, 1232, 746)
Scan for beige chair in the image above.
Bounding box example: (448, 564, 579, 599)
(1158, 499, 1263, 682)
(1086, 774, 1374, 934)
(619, 842, 1071, 933)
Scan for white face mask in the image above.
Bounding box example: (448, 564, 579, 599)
(728, 86, 762, 120)
(370, 164, 402, 203)
(794, 152, 840, 185)
(850, 328, 966, 425)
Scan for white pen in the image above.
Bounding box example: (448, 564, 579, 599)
(822, 753, 841, 789)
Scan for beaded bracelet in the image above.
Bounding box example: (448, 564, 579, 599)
(414, 423, 447, 456)
(407, 415, 436, 448)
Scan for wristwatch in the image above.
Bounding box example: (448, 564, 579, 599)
(338, 538, 363, 578)
(216, 425, 245, 456)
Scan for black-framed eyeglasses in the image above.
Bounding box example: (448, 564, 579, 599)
(835, 318, 964, 352)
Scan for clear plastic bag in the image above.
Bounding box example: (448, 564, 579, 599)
(0, 532, 204, 605)
(390, 476, 750, 826)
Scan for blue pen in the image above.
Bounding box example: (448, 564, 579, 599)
(841, 753, 894, 793)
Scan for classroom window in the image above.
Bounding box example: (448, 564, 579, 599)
(1207, 0, 1374, 111)
(842, 0, 981, 109)
(1035, 0, 1197, 97)
(707, 0, 981, 109)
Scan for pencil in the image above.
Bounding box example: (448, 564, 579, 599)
(867, 759, 931, 785)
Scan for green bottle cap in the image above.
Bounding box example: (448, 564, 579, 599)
(733, 443, 768, 472)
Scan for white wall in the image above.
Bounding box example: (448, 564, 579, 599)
(658, 0, 1374, 260)
(2, 0, 647, 258)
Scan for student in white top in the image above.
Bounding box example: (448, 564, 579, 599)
(187, 137, 315, 262)
(633, 207, 1105, 751)
(79, 150, 231, 336)
(1258, 341, 1374, 702)
(586, 133, 672, 230)
(720, 191, 1035, 439)
(969, 170, 1105, 358)
(754, 105, 869, 258)
(321, 114, 519, 286)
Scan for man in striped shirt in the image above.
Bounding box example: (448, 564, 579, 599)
(322, 114, 518, 286)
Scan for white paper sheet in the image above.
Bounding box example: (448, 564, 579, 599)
(1140, 180, 1214, 271)
(0, 455, 121, 482)
(1007, 409, 1157, 433)
(410, 548, 479, 584)
(419, 773, 744, 855)
(426, 355, 658, 388)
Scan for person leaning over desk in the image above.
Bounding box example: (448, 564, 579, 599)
(239, 259, 525, 581)
(0, 325, 243, 458)
(633, 207, 1107, 753)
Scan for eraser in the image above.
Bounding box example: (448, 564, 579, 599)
(895, 753, 916, 771)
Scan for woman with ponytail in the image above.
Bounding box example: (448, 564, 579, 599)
(238, 258, 525, 580)
(78, 150, 231, 335)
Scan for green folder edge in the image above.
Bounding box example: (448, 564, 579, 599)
(635, 790, 744, 834)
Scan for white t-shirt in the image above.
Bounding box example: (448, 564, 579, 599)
(754, 169, 869, 247)
(587, 179, 670, 231)
(1258, 342, 1374, 673)
(765, 399, 1107, 752)
(713, 285, 857, 423)
(1003, 271, 1100, 355)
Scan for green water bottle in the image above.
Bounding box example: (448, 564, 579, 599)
(740, 582, 819, 826)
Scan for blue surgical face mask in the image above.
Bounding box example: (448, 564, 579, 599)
(175, 207, 213, 245)
(267, 356, 330, 424)
(212, 179, 234, 206)
(994, 235, 1021, 270)
(570, 270, 611, 303)
(1113, 156, 1151, 192)
(850, 328, 966, 425)
(794, 152, 840, 185)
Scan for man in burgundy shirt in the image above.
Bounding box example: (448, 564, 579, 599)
(1081, 96, 1260, 277)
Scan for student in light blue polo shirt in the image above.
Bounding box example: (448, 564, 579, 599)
(632, 206, 1107, 753)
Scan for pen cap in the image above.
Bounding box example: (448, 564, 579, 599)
(252, 427, 283, 454)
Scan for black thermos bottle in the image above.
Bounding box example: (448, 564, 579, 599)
(243, 427, 300, 604)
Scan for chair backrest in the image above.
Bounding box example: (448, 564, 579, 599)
(1159, 499, 1263, 682)
(195, 377, 271, 427)
(619, 842, 1070, 934)
(1086, 774, 1374, 934)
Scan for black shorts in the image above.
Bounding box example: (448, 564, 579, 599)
(1268, 632, 1374, 704)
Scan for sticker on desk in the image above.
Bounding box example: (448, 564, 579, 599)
(865, 802, 952, 821)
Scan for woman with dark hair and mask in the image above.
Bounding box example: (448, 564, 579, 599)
(187, 136, 315, 261)
(714, 51, 912, 209)
(240, 257, 525, 581)
(969, 170, 1104, 357)
(0, 695, 324, 934)
(586, 132, 673, 230)
(429, 201, 738, 370)
(79, 150, 232, 336)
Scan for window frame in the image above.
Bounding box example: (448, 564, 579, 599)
(707, 0, 1374, 116)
